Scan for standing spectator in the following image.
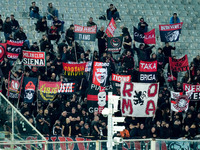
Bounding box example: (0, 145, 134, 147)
(30, 42, 39, 51)
(193, 55, 200, 69)
(123, 33, 132, 53)
(193, 69, 200, 84)
(81, 123, 90, 136)
(87, 17, 96, 27)
(53, 17, 64, 33)
(40, 34, 52, 52)
(120, 25, 130, 37)
(162, 42, 176, 68)
(48, 25, 60, 44)
(0, 15, 3, 32)
(47, 3, 58, 20)
(57, 40, 68, 55)
(170, 13, 180, 24)
(29, 2, 40, 19)
(61, 118, 71, 137)
(35, 16, 48, 33)
(157, 48, 165, 70)
(138, 18, 148, 33)
(106, 4, 121, 21)
(91, 116, 100, 139)
(122, 51, 134, 75)
(10, 14, 19, 33)
(96, 26, 106, 57)
(65, 24, 74, 46)
(3, 17, 12, 42)
(138, 124, 147, 139)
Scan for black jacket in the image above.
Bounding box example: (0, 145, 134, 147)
(29, 6, 39, 13)
(14, 31, 27, 40)
(134, 44, 154, 62)
(11, 19, 19, 29)
(3, 21, 12, 34)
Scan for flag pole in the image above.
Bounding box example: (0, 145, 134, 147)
(74, 41, 78, 62)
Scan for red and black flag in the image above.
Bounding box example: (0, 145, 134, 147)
(107, 36, 123, 54)
(105, 18, 117, 37)
(92, 62, 110, 86)
(0, 43, 6, 62)
(87, 83, 115, 114)
(74, 25, 97, 41)
(6, 40, 24, 61)
(139, 60, 157, 83)
(23, 77, 38, 103)
(58, 82, 76, 94)
(134, 27, 156, 44)
(7, 71, 24, 100)
(159, 22, 183, 42)
(169, 55, 189, 72)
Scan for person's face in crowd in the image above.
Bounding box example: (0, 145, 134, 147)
(197, 70, 200, 75)
(39, 109, 43, 114)
(79, 121, 84, 126)
(158, 49, 162, 53)
(32, 2, 36, 7)
(196, 55, 200, 60)
(191, 124, 196, 129)
(100, 26, 104, 31)
(198, 113, 200, 119)
(49, 103, 53, 108)
(75, 126, 79, 130)
(49, 3, 53, 8)
(140, 18, 144, 22)
(54, 17, 58, 21)
(109, 5, 113, 10)
(42, 18, 46, 22)
(103, 53, 107, 57)
(89, 17, 93, 23)
(44, 109, 48, 115)
(156, 121, 161, 126)
(81, 53, 84, 59)
(66, 102, 70, 106)
(94, 51, 97, 56)
(94, 116, 99, 121)
(82, 109, 86, 115)
(29, 118, 34, 124)
(72, 108, 76, 114)
(185, 125, 189, 131)
(166, 123, 169, 128)
(24, 103, 28, 108)
(85, 124, 89, 129)
(129, 124, 134, 129)
(10, 15, 14, 20)
(177, 82, 181, 87)
(173, 14, 177, 18)
(175, 114, 179, 119)
(125, 35, 129, 39)
(165, 42, 169, 47)
(55, 125, 60, 129)
(51, 73, 56, 79)
(63, 46, 68, 53)
(140, 45, 144, 50)
(151, 127, 156, 133)
(140, 124, 144, 129)
(127, 51, 131, 56)
(62, 111, 67, 117)
(158, 93, 162, 97)
(77, 104, 81, 110)
(152, 54, 156, 59)
(187, 114, 192, 118)
(6, 17, 10, 22)
(66, 118, 70, 124)
(70, 26, 74, 30)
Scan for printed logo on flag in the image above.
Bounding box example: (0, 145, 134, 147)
(62, 62, 86, 77)
(107, 36, 123, 54)
(105, 18, 117, 37)
(0, 43, 6, 62)
(6, 40, 24, 60)
(74, 25, 97, 41)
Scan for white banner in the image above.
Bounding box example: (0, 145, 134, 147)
(120, 82, 159, 117)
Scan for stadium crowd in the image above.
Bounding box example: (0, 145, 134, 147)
(0, 2, 200, 141)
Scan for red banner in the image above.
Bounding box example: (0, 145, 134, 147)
(22, 50, 46, 67)
(92, 62, 110, 86)
(183, 83, 200, 100)
(112, 74, 131, 82)
(169, 55, 189, 72)
(62, 62, 86, 77)
(38, 81, 61, 102)
(6, 40, 24, 60)
(105, 18, 117, 37)
(0, 43, 6, 62)
(139, 60, 157, 72)
(144, 29, 156, 44)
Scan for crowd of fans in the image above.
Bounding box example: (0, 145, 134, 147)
(0, 2, 200, 141)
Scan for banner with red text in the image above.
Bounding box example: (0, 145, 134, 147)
(6, 40, 24, 60)
(105, 18, 117, 37)
(38, 81, 61, 102)
(159, 22, 183, 42)
(183, 83, 200, 100)
(22, 50, 46, 67)
(139, 60, 157, 83)
(74, 25, 97, 41)
(62, 62, 86, 78)
(121, 82, 159, 117)
(0, 43, 6, 62)
(169, 55, 189, 72)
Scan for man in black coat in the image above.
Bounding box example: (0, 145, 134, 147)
(96, 26, 106, 57)
(10, 14, 19, 32)
(3, 17, 12, 41)
(29, 2, 40, 19)
(35, 16, 48, 33)
(14, 27, 27, 41)
(65, 24, 74, 46)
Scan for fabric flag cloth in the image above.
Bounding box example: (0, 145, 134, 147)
(169, 55, 189, 72)
(92, 62, 110, 86)
(105, 18, 117, 37)
(121, 82, 159, 117)
(22, 50, 46, 67)
(23, 77, 38, 103)
(0, 43, 6, 62)
(159, 22, 183, 42)
(133, 27, 156, 44)
(7, 71, 24, 99)
(85, 61, 92, 72)
(139, 60, 157, 83)
(107, 36, 123, 54)
(183, 84, 200, 101)
(6, 40, 24, 60)
(87, 83, 115, 114)
(38, 81, 61, 102)
(74, 24, 97, 41)
(58, 82, 76, 94)
(170, 91, 192, 112)
(62, 62, 86, 77)
(112, 74, 131, 82)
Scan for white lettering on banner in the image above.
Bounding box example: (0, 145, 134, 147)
(134, 32, 144, 38)
(78, 34, 91, 40)
(140, 63, 157, 70)
(23, 58, 44, 66)
(193, 93, 200, 100)
(161, 24, 182, 31)
(23, 52, 44, 59)
(140, 74, 156, 81)
(91, 84, 113, 91)
(107, 23, 115, 35)
(185, 84, 200, 93)
(94, 62, 109, 67)
(58, 83, 73, 93)
(121, 82, 159, 117)
(145, 34, 155, 39)
(88, 107, 98, 113)
(75, 25, 96, 33)
(113, 74, 130, 82)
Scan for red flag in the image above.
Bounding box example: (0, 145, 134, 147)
(105, 18, 117, 37)
(144, 29, 156, 44)
(0, 43, 6, 62)
(169, 55, 189, 72)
